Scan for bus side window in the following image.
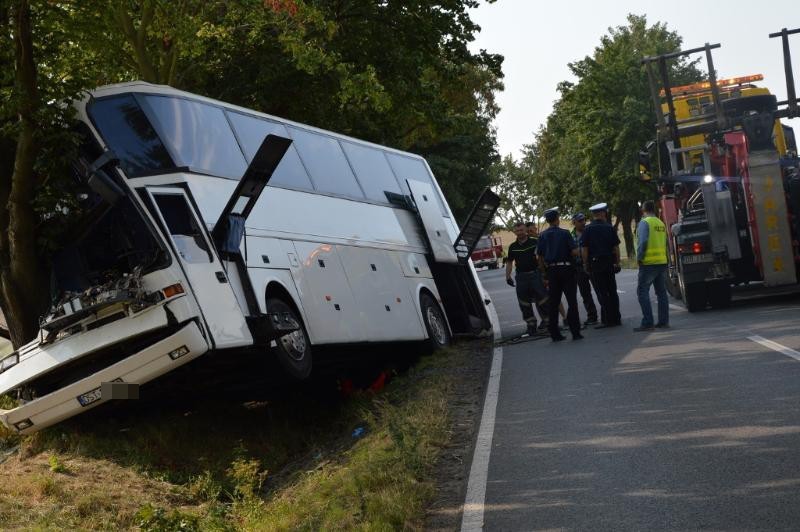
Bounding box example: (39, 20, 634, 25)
(385, 153, 448, 216)
(226, 111, 314, 191)
(288, 127, 365, 199)
(340, 141, 402, 202)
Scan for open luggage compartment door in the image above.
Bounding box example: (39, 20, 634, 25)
(453, 188, 501, 262)
(418, 187, 500, 336)
(406, 180, 459, 264)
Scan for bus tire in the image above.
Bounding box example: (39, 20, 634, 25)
(708, 281, 732, 309)
(420, 293, 451, 352)
(266, 297, 313, 380)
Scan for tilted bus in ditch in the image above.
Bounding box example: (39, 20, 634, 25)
(0, 82, 500, 434)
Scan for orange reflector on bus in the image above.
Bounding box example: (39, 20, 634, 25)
(162, 283, 185, 298)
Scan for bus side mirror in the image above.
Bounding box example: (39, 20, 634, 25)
(86, 149, 124, 205)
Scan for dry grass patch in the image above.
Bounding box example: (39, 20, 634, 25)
(0, 452, 189, 529)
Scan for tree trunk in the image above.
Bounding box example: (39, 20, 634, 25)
(0, 0, 49, 347)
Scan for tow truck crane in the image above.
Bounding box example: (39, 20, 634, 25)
(640, 28, 800, 311)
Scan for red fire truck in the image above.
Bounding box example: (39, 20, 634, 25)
(640, 28, 800, 311)
(471, 235, 503, 270)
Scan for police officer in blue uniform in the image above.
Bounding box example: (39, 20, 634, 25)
(580, 203, 622, 328)
(536, 208, 583, 342)
(571, 213, 598, 326)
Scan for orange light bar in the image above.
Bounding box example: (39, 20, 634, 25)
(162, 283, 185, 298)
(659, 74, 763, 97)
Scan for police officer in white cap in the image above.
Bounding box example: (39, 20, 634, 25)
(580, 203, 622, 328)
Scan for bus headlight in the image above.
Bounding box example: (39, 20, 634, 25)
(0, 352, 19, 374)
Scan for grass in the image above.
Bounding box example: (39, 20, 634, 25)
(0, 344, 470, 530)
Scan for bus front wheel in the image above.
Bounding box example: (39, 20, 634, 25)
(420, 293, 451, 352)
(266, 297, 313, 380)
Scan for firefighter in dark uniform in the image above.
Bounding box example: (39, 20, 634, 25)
(526, 221, 550, 330)
(570, 213, 598, 326)
(580, 203, 622, 328)
(536, 208, 583, 342)
(506, 221, 549, 335)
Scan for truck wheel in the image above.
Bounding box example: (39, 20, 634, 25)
(266, 297, 312, 380)
(666, 271, 682, 300)
(680, 279, 707, 312)
(420, 293, 451, 352)
(707, 282, 732, 309)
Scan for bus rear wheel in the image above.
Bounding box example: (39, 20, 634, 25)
(266, 297, 313, 380)
(420, 293, 451, 352)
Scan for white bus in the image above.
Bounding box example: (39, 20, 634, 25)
(0, 82, 499, 434)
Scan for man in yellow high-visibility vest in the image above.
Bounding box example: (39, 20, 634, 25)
(634, 200, 669, 331)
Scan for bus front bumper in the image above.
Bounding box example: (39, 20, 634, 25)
(0, 321, 208, 435)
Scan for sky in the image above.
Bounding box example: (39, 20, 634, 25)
(469, 0, 800, 159)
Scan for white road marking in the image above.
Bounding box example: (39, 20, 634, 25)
(748, 335, 800, 362)
(669, 304, 685, 311)
(461, 346, 503, 532)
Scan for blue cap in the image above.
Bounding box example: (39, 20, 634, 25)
(572, 212, 585, 222)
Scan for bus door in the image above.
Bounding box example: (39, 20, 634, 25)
(406, 180, 459, 263)
(146, 187, 253, 349)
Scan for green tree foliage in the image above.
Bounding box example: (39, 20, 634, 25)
(524, 14, 702, 255)
(490, 154, 538, 227)
(0, 1, 107, 345)
(0, 0, 502, 345)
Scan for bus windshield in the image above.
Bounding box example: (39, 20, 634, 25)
(88, 94, 247, 179)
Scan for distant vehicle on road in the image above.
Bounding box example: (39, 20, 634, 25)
(471, 235, 503, 270)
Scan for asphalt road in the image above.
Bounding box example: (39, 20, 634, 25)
(475, 267, 800, 531)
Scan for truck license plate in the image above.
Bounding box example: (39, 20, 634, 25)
(682, 253, 712, 264)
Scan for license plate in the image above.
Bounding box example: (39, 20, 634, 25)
(77, 377, 123, 407)
(77, 387, 102, 407)
(682, 253, 713, 264)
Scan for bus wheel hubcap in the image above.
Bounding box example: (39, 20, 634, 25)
(281, 330, 306, 361)
(427, 307, 446, 345)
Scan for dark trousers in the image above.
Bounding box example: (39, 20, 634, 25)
(515, 271, 548, 330)
(576, 267, 598, 322)
(637, 264, 669, 327)
(590, 256, 621, 325)
(547, 265, 580, 338)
